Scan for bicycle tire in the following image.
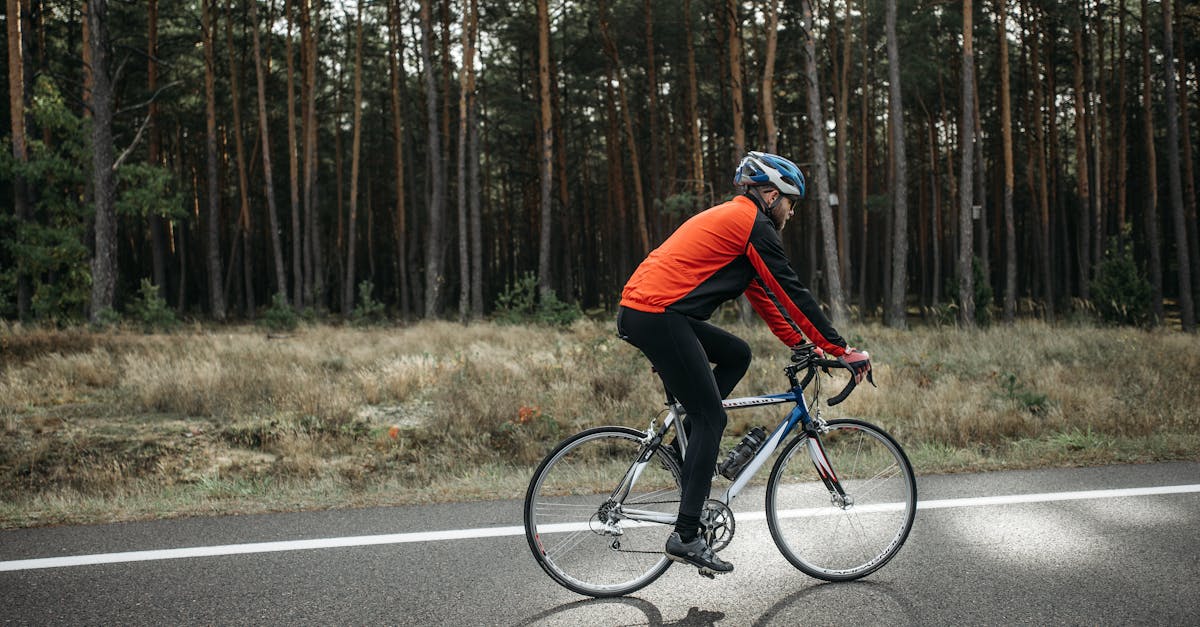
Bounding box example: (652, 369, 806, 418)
(524, 426, 682, 597)
(765, 418, 916, 582)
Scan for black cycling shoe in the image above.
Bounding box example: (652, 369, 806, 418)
(665, 532, 733, 577)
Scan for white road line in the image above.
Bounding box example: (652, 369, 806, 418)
(2, 483, 1198, 573)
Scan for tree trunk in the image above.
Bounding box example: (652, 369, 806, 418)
(929, 103, 944, 308)
(7, 0, 31, 320)
(419, 0, 444, 317)
(885, 0, 908, 328)
(536, 0, 554, 298)
(249, 0, 287, 301)
(1141, 0, 1163, 323)
(200, 0, 226, 320)
(999, 0, 1017, 322)
(302, 0, 323, 309)
(1162, 0, 1195, 331)
(727, 0, 745, 159)
(301, 0, 315, 306)
(684, 0, 704, 205)
(439, 0, 452, 182)
(1116, 0, 1129, 234)
(1072, 5, 1092, 301)
(225, 0, 254, 317)
(920, 107, 934, 307)
(802, 0, 847, 325)
(1031, 9, 1053, 317)
(146, 0, 170, 303)
(87, 0, 116, 320)
(834, 0, 853, 299)
(957, 0, 976, 327)
(285, 0, 303, 308)
(972, 60, 988, 297)
(761, 0, 779, 153)
(468, 0, 483, 319)
(643, 0, 662, 237)
(858, 14, 871, 311)
(457, 0, 478, 320)
(387, 0, 409, 318)
(342, 3, 364, 317)
(82, 0, 92, 118)
(1179, 0, 1200, 305)
(1090, 3, 1104, 273)
(599, 0, 650, 256)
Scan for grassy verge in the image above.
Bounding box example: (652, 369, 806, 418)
(2, 318, 1197, 528)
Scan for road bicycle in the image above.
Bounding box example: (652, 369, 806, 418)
(523, 344, 916, 597)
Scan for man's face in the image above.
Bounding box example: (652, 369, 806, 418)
(765, 189, 796, 232)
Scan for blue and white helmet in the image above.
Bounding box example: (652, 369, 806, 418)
(733, 151, 806, 199)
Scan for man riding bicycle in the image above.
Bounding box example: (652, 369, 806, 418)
(616, 151, 871, 575)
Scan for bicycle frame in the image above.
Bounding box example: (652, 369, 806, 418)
(614, 369, 844, 527)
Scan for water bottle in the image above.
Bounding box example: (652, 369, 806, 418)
(717, 426, 768, 480)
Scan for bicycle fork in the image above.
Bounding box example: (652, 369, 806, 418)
(806, 432, 852, 508)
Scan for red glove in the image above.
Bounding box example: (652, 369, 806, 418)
(842, 348, 871, 383)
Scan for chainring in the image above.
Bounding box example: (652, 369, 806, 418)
(700, 499, 735, 552)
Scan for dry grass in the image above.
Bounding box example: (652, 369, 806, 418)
(1, 318, 1197, 528)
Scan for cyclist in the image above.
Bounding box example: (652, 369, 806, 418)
(616, 151, 871, 575)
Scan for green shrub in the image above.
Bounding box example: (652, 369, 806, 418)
(90, 307, 121, 330)
(260, 292, 299, 331)
(657, 192, 702, 218)
(127, 279, 177, 332)
(1, 77, 91, 324)
(995, 372, 1050, 415)
(1090, 232, 1152, 326)
(493, 272, 581, 327)
(351, 281, 387, 326)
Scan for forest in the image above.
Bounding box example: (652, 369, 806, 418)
(2, 0, 1198, 331)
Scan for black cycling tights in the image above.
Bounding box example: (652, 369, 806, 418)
(617, 307, 751, 538)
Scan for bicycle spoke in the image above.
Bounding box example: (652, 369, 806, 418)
(543, 528, 597, 562)
(524, 427, 679, 597)
(625, 488, 680, 505)
(847, 463, 902, 501)
(534, 501, 602, 518)
(766, 420, 915, 582)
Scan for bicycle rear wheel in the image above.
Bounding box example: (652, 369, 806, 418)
(524, 426, 681, 597)
(766, 418, 916, 581)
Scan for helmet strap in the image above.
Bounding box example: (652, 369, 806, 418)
(747, 187, 785, 229)
(747, 186, 771, 209)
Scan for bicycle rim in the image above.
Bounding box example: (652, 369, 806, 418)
(766, 419, 916, 581)
(524, 427, 681, 597)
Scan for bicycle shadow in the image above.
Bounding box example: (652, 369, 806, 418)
(513, 597, 724, 627)
(751, 579, 918, 627)
(513, 580, 913, 626)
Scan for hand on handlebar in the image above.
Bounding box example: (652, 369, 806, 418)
(789, 343, 876, 406)
(841, 348, 872, 385)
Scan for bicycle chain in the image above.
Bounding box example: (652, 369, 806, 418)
(605, 499, 679, 555)
(605, 499, 734, 556)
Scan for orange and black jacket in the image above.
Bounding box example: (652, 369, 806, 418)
(620, 194, 848, 356)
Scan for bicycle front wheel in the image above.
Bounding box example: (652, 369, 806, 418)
(766, 419, 916, 581)
(524, 426, 681, 597)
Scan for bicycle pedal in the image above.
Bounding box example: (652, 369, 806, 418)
(697, 567, 719, 579)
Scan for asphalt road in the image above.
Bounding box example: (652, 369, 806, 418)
(2, 462, 1198, 626)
